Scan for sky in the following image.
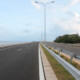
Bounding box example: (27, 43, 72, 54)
(0, 0, 80, 42)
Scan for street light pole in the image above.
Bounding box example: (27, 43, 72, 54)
(44, 4, 46, 42)
(35, 1, 54, 42)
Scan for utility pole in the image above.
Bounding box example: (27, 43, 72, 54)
(35, 1, 54, 42)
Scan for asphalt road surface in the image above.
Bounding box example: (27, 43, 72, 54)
(43, 42, 80, 56)
(0, 42, 39, 80)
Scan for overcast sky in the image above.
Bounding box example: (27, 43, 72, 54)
(0, 0, 80, 41)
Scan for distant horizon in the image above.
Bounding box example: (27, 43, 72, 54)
(0, 0, 80, 41)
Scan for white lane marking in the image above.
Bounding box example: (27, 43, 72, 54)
(0, 47, 12, 50)
(39, 46, 45, 80)
(0, 48, 7, 50)
(17, 49, 22, 51)
(0, 46, 17, 50)
(0, 49, 4, 50)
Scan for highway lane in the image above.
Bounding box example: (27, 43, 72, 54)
(43, 42, 80, 56)
(0, 42, 39, 80)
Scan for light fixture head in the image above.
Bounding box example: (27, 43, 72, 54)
(51, 1, 55, 3)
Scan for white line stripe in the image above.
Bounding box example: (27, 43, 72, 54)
(17, 49, 22, 51)
(0, 49, 4, 50)
(39, 45, 45, 80)
(0, 47, 13, 50)
(0, 48, 7, 50)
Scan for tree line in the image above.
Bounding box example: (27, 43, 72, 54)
(54, 34, 80, 43)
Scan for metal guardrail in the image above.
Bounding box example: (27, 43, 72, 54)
(49, 45, 75, 56)
(42, 43, 80, 80)
(46, 44, 80, 61)
(76, 56, 80, 60)
(47, 44, 80, 60)
(47, 45, 75, 63)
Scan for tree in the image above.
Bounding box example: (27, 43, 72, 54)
(54, 34, 80, 44)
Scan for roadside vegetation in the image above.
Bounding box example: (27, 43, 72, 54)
(41, 44, 75, 80)
(48, 46, 80, 70)
(54, 33, 80, 44)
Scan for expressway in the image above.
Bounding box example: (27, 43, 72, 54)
(0, 42, 39, 80)
(43, 42, 80, 58)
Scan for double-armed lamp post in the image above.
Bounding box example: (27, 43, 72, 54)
(35, 1, 54, 42)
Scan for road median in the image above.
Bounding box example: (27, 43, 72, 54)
(39, 44, 58, 80)
(40, 43, 75, 80)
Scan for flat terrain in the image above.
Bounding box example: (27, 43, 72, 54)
(0, 42, 39, 80)
(43, 42, 80, 56)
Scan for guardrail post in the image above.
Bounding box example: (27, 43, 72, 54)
(61, 49, 63, 52)
(70, 54, 74, 63)
(58, 49, 63, 56)
(74, 54, 77, 58)
(58, 50, 61, 56)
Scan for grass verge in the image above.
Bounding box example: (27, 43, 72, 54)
(48, 47, 80, 70)
(41, 44, 75, 80)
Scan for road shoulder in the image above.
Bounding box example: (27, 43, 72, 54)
(40, 45, 58, 80)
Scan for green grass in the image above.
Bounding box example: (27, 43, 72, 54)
(41, 44, 75, 80)
(48, 46, 80, 70)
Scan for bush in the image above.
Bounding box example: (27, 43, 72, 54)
(54, 34, 80, 44)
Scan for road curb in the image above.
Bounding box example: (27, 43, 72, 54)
(39, 44, 58, 80)
(39, 44, 45, 80)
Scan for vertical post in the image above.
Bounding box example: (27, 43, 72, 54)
(70, 54, 74, 63)
(35, 1, 54, 42)
(58, 50, 61, 56)
(44, 4, 46, 42)
(41, 26, 42, 42)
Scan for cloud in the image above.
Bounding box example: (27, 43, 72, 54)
(63, 0, 80, 12)
(73, 12, 80, 22)
(69, 0, 80, 6)
(0, 25, 5, 29)
(49, 9, 57, 13)
(39, 0, 49, 3)
(53, 12, 80, 34)
(31, 0, 41, 10)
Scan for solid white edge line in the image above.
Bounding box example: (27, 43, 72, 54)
(39, 45, 45, 80)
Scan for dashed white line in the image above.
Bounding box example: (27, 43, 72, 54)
(17, 49, 22, 51)
(0, 49, 4, 50)
(0, 46, 17, 50)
